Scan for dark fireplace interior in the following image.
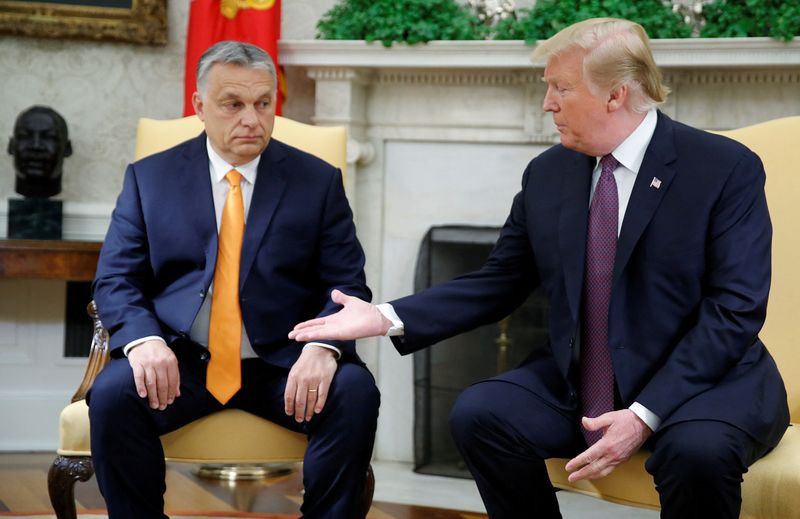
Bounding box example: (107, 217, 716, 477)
(413, 225, 550, 478)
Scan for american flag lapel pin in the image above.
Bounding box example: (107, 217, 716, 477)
(650, 177, 662, 189)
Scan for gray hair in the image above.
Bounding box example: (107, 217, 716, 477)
(196, 40, 277, 97)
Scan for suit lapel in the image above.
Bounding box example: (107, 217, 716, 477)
(559, 152, 595, 322)
(239, 139, 287, 287)
(612, 112, 678, 285)
(176, 134, 218, 288)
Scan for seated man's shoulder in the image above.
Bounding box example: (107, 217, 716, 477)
(132, 134, 203, 173)
(672, 119, 755, 161)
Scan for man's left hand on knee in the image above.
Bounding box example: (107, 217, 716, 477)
(284, 345, 338, 423)
(565, 409, 652, 482)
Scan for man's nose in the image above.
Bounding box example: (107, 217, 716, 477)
(542, 88, 557, 112)
(240, 105, 258, 126)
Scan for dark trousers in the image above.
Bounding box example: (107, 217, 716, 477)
(449, 369, 769, 519)
(87, 341, 380, 519)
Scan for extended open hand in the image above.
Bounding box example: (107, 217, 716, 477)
(289, 289, 392, 342)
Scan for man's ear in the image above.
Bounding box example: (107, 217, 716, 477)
(7, 137, 15, 156)
(607, 84, 628, 112)
(192, 92, 205, 121)
(63, 139, 73, 158)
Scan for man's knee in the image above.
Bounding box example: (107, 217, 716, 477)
(648, 422, 748, 484)
(88, 360, 141, 426)
(449, 384, 496, 448)
(326, 363, 380, 426)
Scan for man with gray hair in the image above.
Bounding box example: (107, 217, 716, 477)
(289, 18, 788, 518)
(89, 40, 379, 519)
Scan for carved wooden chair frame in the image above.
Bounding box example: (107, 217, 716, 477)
(47, 301, 375, 519)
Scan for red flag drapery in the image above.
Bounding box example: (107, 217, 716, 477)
(184, 0, 283, 116)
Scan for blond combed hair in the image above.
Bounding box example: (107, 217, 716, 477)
(531, 18, 670, 113)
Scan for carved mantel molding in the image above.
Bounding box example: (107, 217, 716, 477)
(281, 38, 800, 69)
(281, 37, 800, 149)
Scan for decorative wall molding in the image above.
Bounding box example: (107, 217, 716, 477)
(307, 67, 374, 84)
(664, 70, 800, 85)
(281, 38, 800, 70)
(347, 139, 376, 166)
(374, 70, 537, 86)
(652, 37, 800, 68)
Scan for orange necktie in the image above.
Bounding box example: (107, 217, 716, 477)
(207, 170, 244, 404)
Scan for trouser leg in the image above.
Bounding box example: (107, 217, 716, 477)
(449, 379, 582, 519)
(237, 360, 380, 519)
(645, 420, 769, 519)
(87, 343, 220, 519)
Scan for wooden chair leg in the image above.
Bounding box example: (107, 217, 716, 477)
(354, 463, 375, 519)
(48, 455, 94, 519)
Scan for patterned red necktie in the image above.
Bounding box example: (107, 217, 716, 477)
(580, 154, 619, 445)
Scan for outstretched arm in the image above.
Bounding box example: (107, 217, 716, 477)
(289, 289, 392, 342)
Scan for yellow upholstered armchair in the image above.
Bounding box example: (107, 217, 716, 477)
(47, 116, 374, 519)
(546, 116, 800, 518)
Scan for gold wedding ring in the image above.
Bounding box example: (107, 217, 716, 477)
(307, 388, 318, 393)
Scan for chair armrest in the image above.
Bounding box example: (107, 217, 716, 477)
(71, 300, 110, 403)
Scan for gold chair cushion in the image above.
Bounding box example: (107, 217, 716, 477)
(546, 426, 800, 518)
(58, 400, 307, 463)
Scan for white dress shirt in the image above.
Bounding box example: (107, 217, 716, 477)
(379, 109, 661, 431)
(124, 137, 340, 359)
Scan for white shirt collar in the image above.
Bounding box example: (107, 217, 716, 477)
(205, 137, 260, 185)
(604, 108, 658, 174)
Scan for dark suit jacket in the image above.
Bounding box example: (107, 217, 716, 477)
(391, 112, 788, 447)
(94, 133, 370, 368)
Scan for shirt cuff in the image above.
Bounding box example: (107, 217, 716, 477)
(630, 402, 662, 432)
(376, 303, 404, 336)
(304, 342, 342, 360)
(122, 336, 166, 357)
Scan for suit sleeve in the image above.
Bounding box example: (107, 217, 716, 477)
(92, 164, 162, 355)
(391, 166, 540, 354)
(636, 149, 772, 420)
(309, 168, 371, 360)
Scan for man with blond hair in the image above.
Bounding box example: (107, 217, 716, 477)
(290, 18, 789, 518)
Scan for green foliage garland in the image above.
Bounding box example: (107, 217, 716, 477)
(316, 0, 485, 47)
(316, 0, 800, 45)
(701, 0, 800, 42)
(493, 0, 691, 42)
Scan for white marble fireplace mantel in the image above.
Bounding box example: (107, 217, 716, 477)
(282, 37, 800, 68)
(280, 38, 800, 464)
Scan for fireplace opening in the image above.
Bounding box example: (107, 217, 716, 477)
(412, 225, 550, 478)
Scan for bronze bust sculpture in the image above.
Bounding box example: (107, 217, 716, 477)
(8, 105, 72, 199)
(6, 106, 72, 239)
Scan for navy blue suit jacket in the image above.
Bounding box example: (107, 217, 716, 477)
(391, 112, 788, 447)
(94, 133, 370, 368)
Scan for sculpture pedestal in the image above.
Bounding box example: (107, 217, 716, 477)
(7, 198, 63, 240)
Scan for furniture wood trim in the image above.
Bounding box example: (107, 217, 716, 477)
(71, 301, 110, 403)
(0, 240, 101, 281)
(47, 455, 94, 519)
